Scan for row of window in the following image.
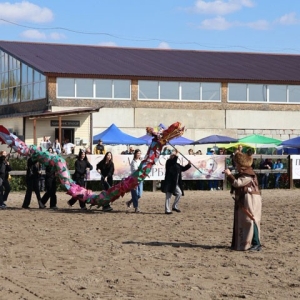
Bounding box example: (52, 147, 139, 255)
(57, 78, 300, 103)
(228, 83, 300, 103)
(57, 78, 221, 101)
(57, 78, 131, 99)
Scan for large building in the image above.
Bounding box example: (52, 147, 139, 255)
(1, 40, 300, 153)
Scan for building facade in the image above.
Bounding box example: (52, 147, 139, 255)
(1, 41, 300, 154)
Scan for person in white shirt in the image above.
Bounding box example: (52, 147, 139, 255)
(63, 139, 75, 155)
(126, 149, 143, 213)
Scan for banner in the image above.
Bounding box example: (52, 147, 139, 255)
(291, 155, 300, 179)
(87, 155, 226, 181)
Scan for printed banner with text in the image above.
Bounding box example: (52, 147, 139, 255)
(87, 155, 225, 181)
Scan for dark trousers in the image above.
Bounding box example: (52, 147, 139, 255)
(22, 177, 42, 208)
(41, 177, 57, 208)
(3, 179, 11, 201)
(0, 184, 4, 206)
(101, 177, 112, 208)
(68, 177, 86, 208)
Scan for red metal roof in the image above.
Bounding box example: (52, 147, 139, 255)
(1, 40, 300, 82)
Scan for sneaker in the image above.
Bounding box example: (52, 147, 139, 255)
(50, 206, 58, 210)
(0, 204, 6, 209)
(39, 201, 46, 209)
(126, 201, 132, 209)
(134, 208, 141, 213)
(103, 205, 113, 212)
(81, 207, 88, 210)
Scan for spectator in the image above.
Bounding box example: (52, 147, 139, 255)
(53, 138, 61, 154)
(63, 138, 75, 155)
(40, 136, 51, 150)
(93, 139, 106, 155)
(273, 159, 283, 188)
(188, 149, 194, 155)
(85, 146, 92, 154)
(195, 150, 202, 155)
(129, 146, 135, 154)
(161, 146, 172, 155)
(208, 149, 218, 191)
(260, 158, 272, 189)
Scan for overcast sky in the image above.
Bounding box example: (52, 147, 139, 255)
(1, 0, 300, 53)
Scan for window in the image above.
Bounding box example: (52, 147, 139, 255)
(248, 84, 267, 102)
(228, 83, 247, 101)
(269, 85, 287, 103)
(139, 80, 158, 99)
(181, 82, 200, 100)
(228, 83, 295, 103)
(288, 85, 300, 103)
(113, 80, 130, 99)
(138, 80, 221, 101)
(95, 79, 112, 98)
(160, 81, 179, 100)
(57, 78, 75, 97)
(76, 79, 93, 98)
(202, 82, 220, 101)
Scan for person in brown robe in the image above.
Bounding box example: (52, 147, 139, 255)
(224, 150, 262, 251)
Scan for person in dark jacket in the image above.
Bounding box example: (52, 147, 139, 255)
(96, 151, 114, 212)
(22, 157, 45, 209)
(0, 153, 6, 209)
(162, 150, 191, 214)
(68, 149, 93, 210)
(0, 151, 12, 206)
(41, 147, 58, 209)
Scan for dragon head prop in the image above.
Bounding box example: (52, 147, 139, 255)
(146, 122, 185, 146)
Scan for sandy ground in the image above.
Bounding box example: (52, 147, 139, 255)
(0, 189, 299, 300)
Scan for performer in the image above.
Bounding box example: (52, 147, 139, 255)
(41, 147, 58, 209)
(67, 149, 93, 210)
(126, 149, 143, 213)
(224, 150, 262, 251)
(161, 149, 191, 214)
(0, 151, 12, 206)
(96, 152, 114, 211)
(22, 157, 45, 209)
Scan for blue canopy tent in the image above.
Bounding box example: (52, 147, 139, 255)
(139, 134, 194, 146)
(278, 136, 300, 154)
(93, 124, 146, 145)
(139, 123, 194, 145)
(191, 135, 238, 145)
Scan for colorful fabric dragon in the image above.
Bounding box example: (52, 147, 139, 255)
(0, 122, 184, 207)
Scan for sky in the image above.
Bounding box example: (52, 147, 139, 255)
(1, 0, 300, 54)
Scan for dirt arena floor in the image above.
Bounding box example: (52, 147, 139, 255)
(0, 189, 299, 300)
